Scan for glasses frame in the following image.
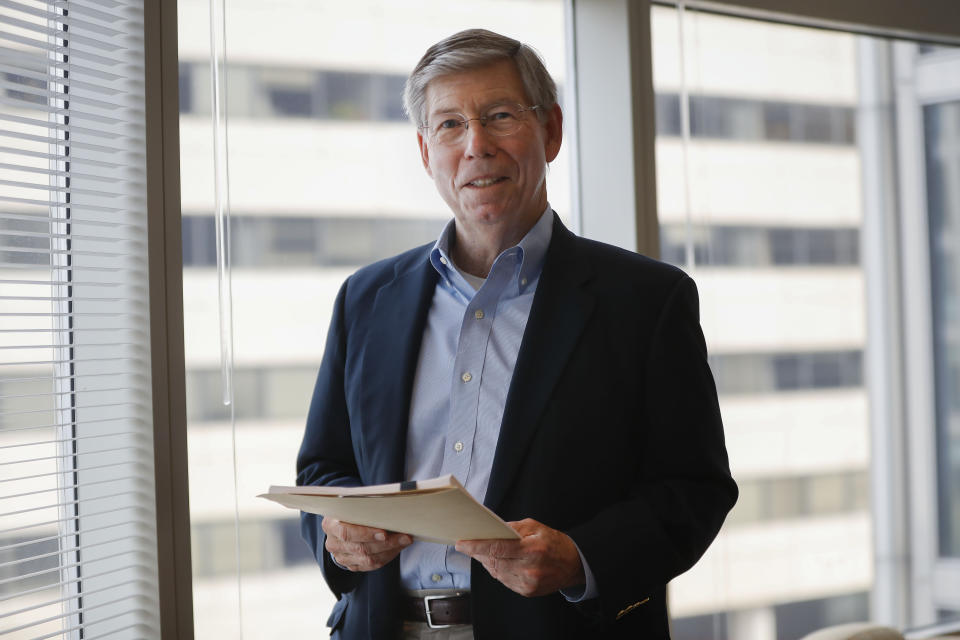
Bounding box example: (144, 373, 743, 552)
(420, 103, 543, 145)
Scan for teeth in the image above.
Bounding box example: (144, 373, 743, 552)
(470, 177, 500, 187)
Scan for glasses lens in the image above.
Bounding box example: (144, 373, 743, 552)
(483, 104, 523, 136)
(431, 115, 463, 144)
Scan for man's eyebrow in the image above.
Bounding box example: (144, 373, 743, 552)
(428, 97, 518, 117)
(428, 105, 461, 116)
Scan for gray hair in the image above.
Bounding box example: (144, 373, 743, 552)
(403, 28, 558, 129)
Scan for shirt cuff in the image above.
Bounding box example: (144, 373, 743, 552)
(559, 541, 598, 602)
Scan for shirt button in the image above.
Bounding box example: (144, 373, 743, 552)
(431, 574, 443, 583)
(474, 309, 484, 320)
(521, 277, 528, 286)
(440, 256, 448, 265)
(454, 441, 464, 453)
(461, 372, 472, 383)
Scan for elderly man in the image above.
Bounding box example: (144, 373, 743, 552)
(297, 28, 737, 640)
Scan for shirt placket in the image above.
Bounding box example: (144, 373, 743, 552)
(440, 253, 517, 483)
(436, 251, 519, 584)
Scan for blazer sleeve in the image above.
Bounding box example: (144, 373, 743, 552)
(296, 277, 362, 597)
(566, 274, 737, 622)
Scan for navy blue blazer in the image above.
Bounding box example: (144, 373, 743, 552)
(297, 215, 737, 639)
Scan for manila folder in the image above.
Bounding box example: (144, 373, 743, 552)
(259, 474, 519, 545)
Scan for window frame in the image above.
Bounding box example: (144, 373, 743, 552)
(144, 0, 194, 636)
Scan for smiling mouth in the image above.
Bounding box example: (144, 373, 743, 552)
(466, 177, 507, 188)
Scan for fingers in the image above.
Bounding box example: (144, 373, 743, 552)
(455, 519, 584, 597)
(322, 518, 413, 572)
(455, 538, 512, 559)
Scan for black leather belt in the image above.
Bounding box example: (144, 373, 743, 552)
(402, 593, 471, 628)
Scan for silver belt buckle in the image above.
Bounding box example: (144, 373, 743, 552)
(423, 594, 453, 629)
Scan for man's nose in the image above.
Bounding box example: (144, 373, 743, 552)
(462, 120, 497, 157)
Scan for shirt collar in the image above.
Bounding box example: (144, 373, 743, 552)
(429, 204, 554, 298)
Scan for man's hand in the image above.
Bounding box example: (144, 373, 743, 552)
(322, 518, 413, 572)
(455, 518, 586, 597)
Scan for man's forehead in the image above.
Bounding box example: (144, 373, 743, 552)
(423, 61, 529, 114)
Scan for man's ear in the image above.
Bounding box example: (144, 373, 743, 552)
(543, 103, 563, 163)
(417, 131, 433, 178)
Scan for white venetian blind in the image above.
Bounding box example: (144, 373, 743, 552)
(0, 1, 161, 638)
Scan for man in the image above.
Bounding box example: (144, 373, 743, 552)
(297, 28, 737, 639)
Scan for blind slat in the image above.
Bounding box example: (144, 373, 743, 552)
(0, 63, 122, 96)
(0, 48, 124, 82)
(0, 454, 135, 485)
(0, 210, 133, 225)
(0, 97, 131, 127)
(0, 532, 143, 573)
(0, 280, 125, 287)
(0, 262, 123, 273)
(0, 446, 143, 469)
(0, 578, 140, 623)
(0, 78, 141, 111)
(1, 592, 142, 636)
(0, 532, 145, 573)
(0, 0, 125, 38)
(12, 602, 151, 640)
(0, 543, 148, 588)
(0, 431, 138, 452)
(0, 178, 125, 198)
(0, 162, 118, 183)
(0, 563, 134, 606)
(0, 503, 139, 538)
(0, 194, 125, 212)
(0, 16, 121, 53)
(0, 519, 138, 555)
(0, 140, 121, 163)
(0, 486, 150, 519)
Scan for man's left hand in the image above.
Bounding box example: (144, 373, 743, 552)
(455, 518, 586, 597)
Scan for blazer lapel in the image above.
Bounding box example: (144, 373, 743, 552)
(359, 249, 437, 485)
(484, 219, 596, 511)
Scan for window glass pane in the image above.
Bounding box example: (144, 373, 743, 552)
(652, 8, 871, 639)
(178, 1, 569, 637)
(926, 100, 960, 557)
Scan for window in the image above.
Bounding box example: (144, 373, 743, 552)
(926, 100, 960, 557)
(0, 1, 179, 637)
(651, 8, 872, 637)
(177, 1, 569, 636)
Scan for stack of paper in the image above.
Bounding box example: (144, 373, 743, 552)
(259, 474, 519, 545)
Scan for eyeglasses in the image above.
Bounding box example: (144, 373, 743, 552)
(421, 103, 542, 146)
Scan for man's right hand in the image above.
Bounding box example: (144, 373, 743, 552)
(322, 518, 413, 572)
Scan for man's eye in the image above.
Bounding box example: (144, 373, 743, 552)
(438, 118, 461, 130)
(487, 110, 516, 121)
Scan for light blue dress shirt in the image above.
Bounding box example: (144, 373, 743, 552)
(399, 206, 597, 601)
